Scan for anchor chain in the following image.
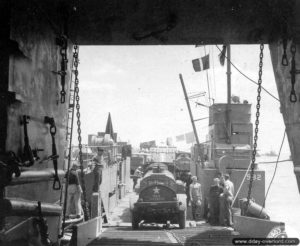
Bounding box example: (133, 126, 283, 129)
(33, 201, 52, 246)
(56, 35, 68, 104)
(290, 43, 299, 103)
(246, 44, 264, 210)
(73, 44, 90, 221)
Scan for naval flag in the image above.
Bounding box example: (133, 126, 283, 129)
(176, 134, 185, 142)
(192, 54, 210, 72)
(185, 132, 195, 144)
(218, 45, 227, 66)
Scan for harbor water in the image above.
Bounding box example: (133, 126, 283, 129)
(257, 156, 300, 236)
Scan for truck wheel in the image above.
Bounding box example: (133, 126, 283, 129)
(132, 212, 139, 230)
(179, 210, 186, 229)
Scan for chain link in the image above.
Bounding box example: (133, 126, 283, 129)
(246, 44, 264, 210)
(281, 39, 288, 66)
(58, 36, 68, 104)
(290, 43, 297, 102)
(73, 44, 90, 221)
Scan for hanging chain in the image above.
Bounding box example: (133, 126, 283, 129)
(73, 44, 90, 221)
(56, 35, 68, 104)
(290, 43, 298, 102)
(246, 44, 264, 210)
(281, 39, 288, 66)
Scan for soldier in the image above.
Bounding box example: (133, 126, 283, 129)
(189, 176, 202, 220)
(224, 173, 234, 196)
(185, 172, 193, 206)
(219, 174, 234, 226)
(92, 147, 105, 192)
(208, 178, 223, 225)
(66, 163, 83, 219)
(133, 166, 143, 190)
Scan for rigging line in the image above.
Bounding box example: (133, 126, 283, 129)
(259, 131, 286, 215)
(231, 160, 252, 207)
(215, 45, 280, 102)
(204, 46, 212, 105)
(211, 46, 217, 101)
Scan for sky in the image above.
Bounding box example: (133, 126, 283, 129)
(72, 45, 290, 156)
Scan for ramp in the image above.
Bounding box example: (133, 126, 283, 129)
(88, 225, 238, 246)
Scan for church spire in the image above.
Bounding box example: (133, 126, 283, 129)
(105, 112, 116, 142)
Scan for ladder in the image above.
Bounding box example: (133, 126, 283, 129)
(64, 47, 78, 167)
(61, 46, 78, 235)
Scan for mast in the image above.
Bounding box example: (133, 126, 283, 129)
(227, 45, 231, 105)
(179, 74, 201, 147)
(226, 45, 232, 142)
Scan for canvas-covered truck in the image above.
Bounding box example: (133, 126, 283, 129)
(131, 162, 186, 229)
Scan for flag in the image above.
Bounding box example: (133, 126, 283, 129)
(166, 137, 173, 146)
(185, 132, 196, 144)
(192, 54, 210, 72)
(176, 134, 185, 142)
(219, 45, 227, 66)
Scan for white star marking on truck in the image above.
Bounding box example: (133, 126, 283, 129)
(153, 187, 160, 194)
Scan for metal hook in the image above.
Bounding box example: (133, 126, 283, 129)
(290, 91, 297, 103)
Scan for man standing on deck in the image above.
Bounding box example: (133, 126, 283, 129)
(190, 176, 202, 220)
(185, 172, 193, 207)
(208, 178, 223, 225)
(133, 166, 143, 190)
(224, 173, 234, 196)
(66, 163, 83, 219)
(219, 174, 234, 226)
(92, 147, 105, 192)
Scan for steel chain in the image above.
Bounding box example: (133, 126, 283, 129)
(290, 43, 297, 102)
(246, 44, 264, 210)
(73, 44, 90, 221)
(59, 36, 68, 104)
(281, 39, 288, 66)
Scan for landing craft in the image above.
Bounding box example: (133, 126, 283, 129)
(180, 45, 287, 237)
(1, 1, 300, 245)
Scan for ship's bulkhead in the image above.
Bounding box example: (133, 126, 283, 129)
(1, 0, 300, 244)
(196, 103, 265, 208)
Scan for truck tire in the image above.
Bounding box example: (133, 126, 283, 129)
(179, 210, 186, 229)
(132, 212, 139, 230)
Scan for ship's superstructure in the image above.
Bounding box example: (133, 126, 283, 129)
(195, 103, 265, 207)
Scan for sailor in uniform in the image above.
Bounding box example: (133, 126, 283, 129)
(92, 147, 105, 192)
(219, 174, 234, 226)
(189, 176, 202, 220)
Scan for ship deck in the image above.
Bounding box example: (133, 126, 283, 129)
(87, 191, 239, 246)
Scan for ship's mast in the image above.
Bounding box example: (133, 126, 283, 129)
(226, 45, 232, 143)
(227, 45, 231, 105)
